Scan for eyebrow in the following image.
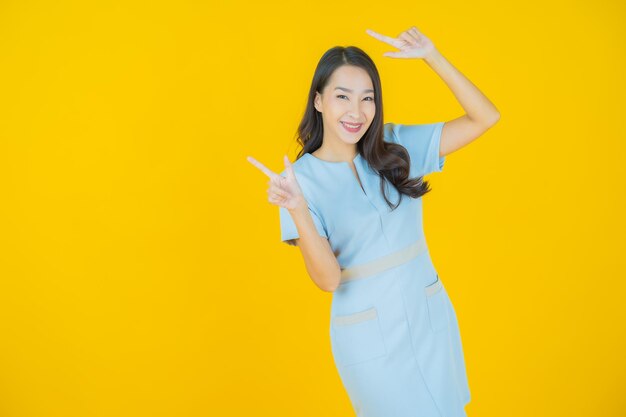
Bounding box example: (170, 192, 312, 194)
(334, 86, 375, 94)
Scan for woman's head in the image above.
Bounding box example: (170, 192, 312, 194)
(313, 65, 376, 149)
(298, 46, 383, 158)
(294, 46, 435, 210)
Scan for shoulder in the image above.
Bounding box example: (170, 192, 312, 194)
(383, 122, 407, 145)
(382, 120, 444, 153)
(383, 121, 445, 137)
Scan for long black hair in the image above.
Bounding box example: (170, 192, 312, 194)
(293, 45, 433, 211)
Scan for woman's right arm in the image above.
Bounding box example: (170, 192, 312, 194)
(246, 154, 340, 292)
(287, 197, 341, 292)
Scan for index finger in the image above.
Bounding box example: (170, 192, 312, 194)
(246, 155, 280, 180)
(365, 28, 403, 48)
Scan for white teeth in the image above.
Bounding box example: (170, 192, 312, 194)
(343, 122, 361, 128)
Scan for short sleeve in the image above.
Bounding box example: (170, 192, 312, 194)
(385, 121, 446, 177)
(279, 204, 328, 246)
(277, 168, 329, 246)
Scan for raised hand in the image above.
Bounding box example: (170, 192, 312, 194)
(247, 155, 307, 211)
(365, 26, 437, 59)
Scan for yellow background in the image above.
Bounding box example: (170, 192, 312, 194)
(1, 0, 625, 416)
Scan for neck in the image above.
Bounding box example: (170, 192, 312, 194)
(314, 138, 358, 163)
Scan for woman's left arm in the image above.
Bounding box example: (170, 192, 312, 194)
(367, 26, 501, 157)
(424, 49, 500, 157)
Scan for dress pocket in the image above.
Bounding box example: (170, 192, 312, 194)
(424, 274, 448, 332)
(331, 306, 387, 367)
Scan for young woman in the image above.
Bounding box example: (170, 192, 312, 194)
(248, 26, 499, 417)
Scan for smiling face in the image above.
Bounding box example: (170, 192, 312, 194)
(313, 65, 376, 148)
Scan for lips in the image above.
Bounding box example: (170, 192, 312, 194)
(341, 121, 363, 133)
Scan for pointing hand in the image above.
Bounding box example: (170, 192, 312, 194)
(247, 155, 307, 211)
(366, 26, 437, 60)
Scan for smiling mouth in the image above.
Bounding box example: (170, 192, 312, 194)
(341, 122, 363, 132)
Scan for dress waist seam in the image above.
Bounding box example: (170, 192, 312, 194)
(339, 238, 428, 283)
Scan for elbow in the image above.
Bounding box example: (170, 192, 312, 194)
(487, 111, 501, 126)
(475, 111, 500, 129)
(318, 270, 342, 293)
(305, 253, 342, 292)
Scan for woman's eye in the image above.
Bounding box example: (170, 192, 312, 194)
(337, 95, 375, 101)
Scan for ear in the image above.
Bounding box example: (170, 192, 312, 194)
(313, 92, 322, 113)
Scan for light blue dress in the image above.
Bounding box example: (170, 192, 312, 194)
(279, 122, 471, 417)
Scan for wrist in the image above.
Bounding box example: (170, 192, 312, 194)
(424, 48, 443, 66)
(288, 195, 308, 213)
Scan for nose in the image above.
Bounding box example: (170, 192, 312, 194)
(347, 101, 363, 119)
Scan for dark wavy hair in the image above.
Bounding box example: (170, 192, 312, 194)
(293, 45, 433, 211)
